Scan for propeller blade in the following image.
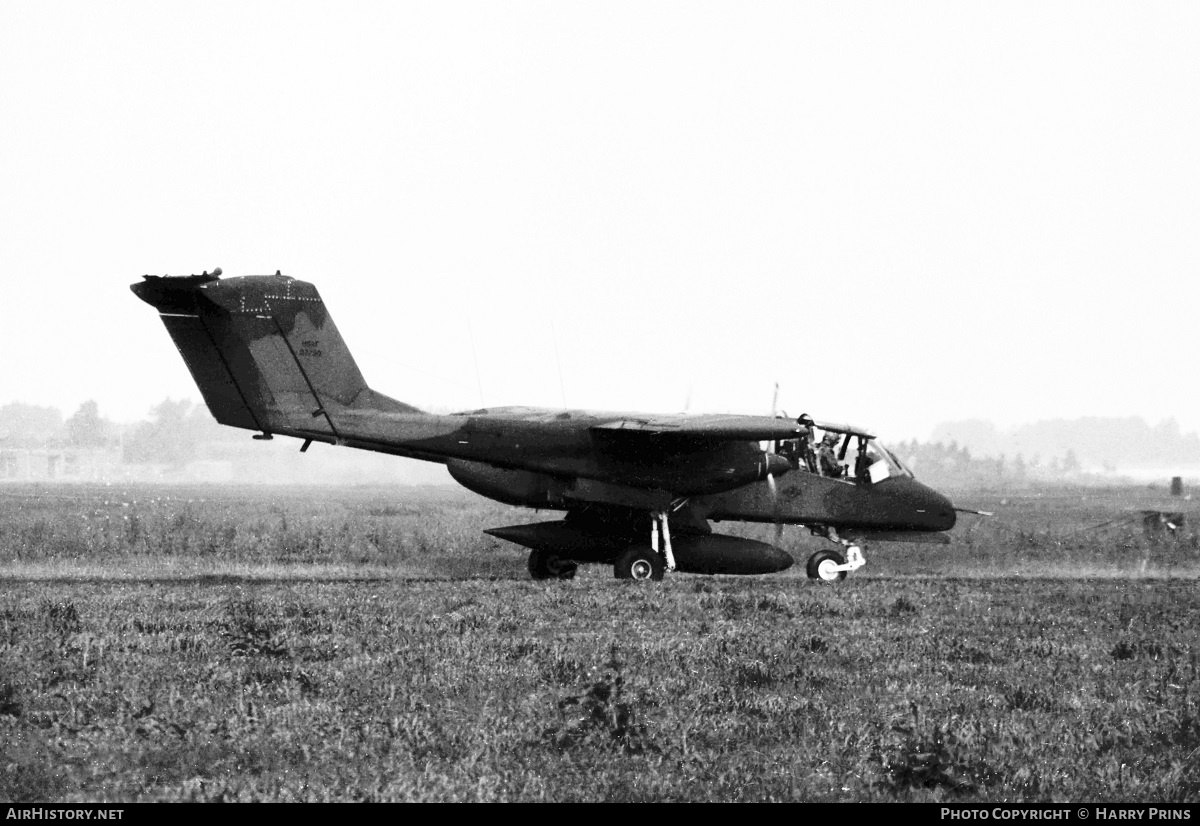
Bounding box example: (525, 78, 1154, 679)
(954, 506, 994, 516)
(764, 457, 784, 544)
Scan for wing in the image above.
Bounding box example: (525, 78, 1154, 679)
(592, 413, 875, 442)
(591, 414, 811, 442)
(805, 419, 875, 439)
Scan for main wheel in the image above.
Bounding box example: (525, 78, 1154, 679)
(806, 549, 847, 581)
(613, 546, 665, 581)
(527, 549, 578, 580)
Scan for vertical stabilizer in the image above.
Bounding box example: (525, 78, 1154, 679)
(132, 270, 419, 439)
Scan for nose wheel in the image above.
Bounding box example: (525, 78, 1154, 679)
(805, 544, 865, 581)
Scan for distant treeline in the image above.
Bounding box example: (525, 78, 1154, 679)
(929, 417, 1200, 471)
(2, 400, 1195, 486)
(0, 400, 448, 484)
(891, 439, 1088, 490)
(0, 399, 235, 464)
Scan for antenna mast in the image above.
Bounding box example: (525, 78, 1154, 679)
(467, 320, 485, 407)
(550, 321, 568, 410)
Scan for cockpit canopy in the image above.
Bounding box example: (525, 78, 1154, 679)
(773, 427, 912, 485)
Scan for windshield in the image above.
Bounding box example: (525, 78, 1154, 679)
(868, 441, 913, 479)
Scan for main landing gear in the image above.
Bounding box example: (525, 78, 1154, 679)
(527, 549, 578, 580)
(612, 509, 677, 581)
(613, 545, 665, 581)
(805, 538, 866, 582)
(524, 509, 680, 581)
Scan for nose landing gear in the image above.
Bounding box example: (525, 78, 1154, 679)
(805, 543, 865, 581)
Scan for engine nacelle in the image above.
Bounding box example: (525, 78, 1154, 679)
(684, 449, 794, 495)
(446, 459, 559, 508)
(448, 450, 793, 510)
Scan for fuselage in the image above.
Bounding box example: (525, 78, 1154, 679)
(392, 406, 959, 535)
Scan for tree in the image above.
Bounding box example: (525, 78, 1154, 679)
(122, 399, 200, 467)
(66, 400, 110, 447)
(1062, 448, 1081, 475)
(0, 402, 64, 446)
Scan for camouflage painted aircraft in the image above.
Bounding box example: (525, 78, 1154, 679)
(133, 269, 963, 581)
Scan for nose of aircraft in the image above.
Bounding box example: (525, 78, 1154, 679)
(890, 478, 956, 531)
(922, 484, 957, 531)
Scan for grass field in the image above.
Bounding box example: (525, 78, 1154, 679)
(1, 483, 1198, 802)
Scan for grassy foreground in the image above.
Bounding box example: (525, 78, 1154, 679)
(2, 575, 1198, 802)
(1, 483, 1198, 801)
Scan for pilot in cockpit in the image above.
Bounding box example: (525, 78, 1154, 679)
(797, 417, 817, 472)
(777, 438, 797, 467)
(855, 444, 878, 482)
(817, 432, 844, 478)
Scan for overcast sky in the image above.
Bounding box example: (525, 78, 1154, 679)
(2, 1, 1197, 442)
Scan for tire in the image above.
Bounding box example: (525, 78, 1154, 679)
(806, 549, 847, 581)
(527, 549, 578, 580)
(613, 546, 665, 581)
